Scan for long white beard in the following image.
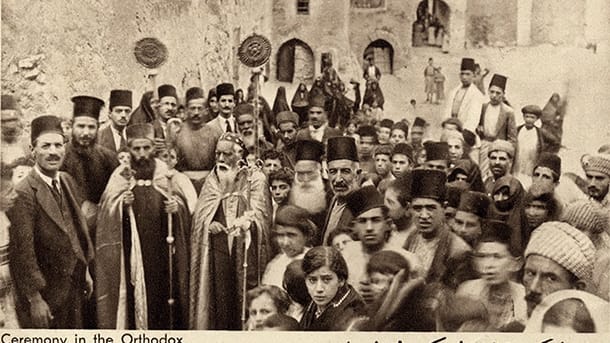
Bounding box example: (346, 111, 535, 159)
(289, 176, 327, 214)
(217, 166, 239, 190)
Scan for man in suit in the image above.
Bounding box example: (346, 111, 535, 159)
(476, 74, 517, 179)
(98, 89, 133, 152)
(443, 58, 485, 133)
(322, 136, 362, 245)
(295, 94, 341, 144)
(7, 115, 94, 328)
(152, 84, 179, 151)
(206, 83, 237, 137)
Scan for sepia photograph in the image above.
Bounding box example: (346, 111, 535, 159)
(1, 0, 609, 340)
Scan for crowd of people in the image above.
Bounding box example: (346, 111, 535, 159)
(0, 54, 609, 333)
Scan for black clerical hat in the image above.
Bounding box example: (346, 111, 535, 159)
(327, 136, 358, 162)
(72, 95, 104, 120)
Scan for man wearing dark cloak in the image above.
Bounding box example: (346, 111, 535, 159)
(95, 123, 191, 330)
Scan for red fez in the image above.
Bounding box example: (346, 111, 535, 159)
(158, 84, 177, 99)
(31, 115, 63, 143)
(356, 125, 378, 139)
(126, 123, 154, 142)
(295, 140, 324, 163)
(327, 136, 359, 162)
(489, 74, 507, 91)
(216, 83, 235, 98)
(185, 87, 205, 103)
(460, 58, 476, 72)
(276, 111, 299, 126)
(457, 191, 491, 218)
(380, 119, 394, 129)
(72, 95, 104, 120)
(521, 105, 542, 117)
(411, 169, 447, 202)
(425, 141, 449, 161)
(346, 185, 384, 217)
(109, 90, 133, 110)
(535, 152, 561, 177)
(413, 117, 427, 128)
(392, 143, 414, 161)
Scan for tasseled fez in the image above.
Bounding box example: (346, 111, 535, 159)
(109, 90, 133, 109)
(460, 58, 476, 72)
(489, 74, 507, 91)
(216, 83, 235, 98)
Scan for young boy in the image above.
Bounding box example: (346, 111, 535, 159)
(456, 220, 527, 330)
(365, 250, 410, 305)
(514, 105, 544, 177)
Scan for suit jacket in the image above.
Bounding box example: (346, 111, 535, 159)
(206, 115, 236, 138)
(444, 84, 485, 131)
(7, 169, 93, 322)
(321, 196, 354, 245)
(97, 125, 124, 152)
(478, 102, 517, 144)
(295, 126, 342, 144)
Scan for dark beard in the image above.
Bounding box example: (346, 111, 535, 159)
(71, 137, 97, 156)
(132, 156, 156, 180)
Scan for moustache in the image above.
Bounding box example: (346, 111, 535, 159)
(524, 292, 541, 306)
(588, 186, 600, 192)
(46, 155, 61, 161)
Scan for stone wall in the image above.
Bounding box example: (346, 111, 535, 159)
(467, 0, 518, 46)
(1, 0, 271, 122)
(531, 0, 586, 45)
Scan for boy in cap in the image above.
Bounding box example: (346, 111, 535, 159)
(389, 120, 409, 145)
(373, 144, 393, 192)
(356, 125, 378, 174)
(269, 168, 293, 223)
(386, 173, 416, 248)
(342, 185, 420, 293)
(514, 105, 545, 177)
(8, 116, 94, 328)
(443, 58, 485, 132)
(391, 143, 413, 178)
(377, 118, 394, 145)
(404, 169, 471, 288)
(262, 205, 314, 289)
(476, 74, 517, 179)
(174, 87, 221, 192)
(98, 89, 133, 152)
(451, 191, 491, 247)
(456, 220, 527, 330)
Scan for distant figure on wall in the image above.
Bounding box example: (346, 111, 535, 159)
(424, 58, 436, 103)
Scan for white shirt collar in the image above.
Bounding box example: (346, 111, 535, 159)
(34, 165, 59, 189)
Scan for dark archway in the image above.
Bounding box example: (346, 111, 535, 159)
(363, 39, 394, 75)
(412, 0, 450, 48)
(276, 39, 315, 83)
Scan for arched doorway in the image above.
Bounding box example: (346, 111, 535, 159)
(276, 39, 315, 84)
(412, 0, 450, 48)
(363, 39, 394, 75)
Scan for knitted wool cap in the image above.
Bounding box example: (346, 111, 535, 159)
(488, 139, 515, 159)
(524, 221, 596, 281)
(581, 153, 610, 176)
(561, 199, 609, 235)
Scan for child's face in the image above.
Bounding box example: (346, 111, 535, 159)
(523, 113, 538, 127)
(331, 233, 353, 252)
(473, 242, 519, 285)
(118, 152, 131, 165)
(369, 272, 394, 302)
(347, 123, 357, 134)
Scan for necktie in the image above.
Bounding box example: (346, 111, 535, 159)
(119, 131, 127, 150)
(225, 119, 232, 133)
(51, 179, 62, 206)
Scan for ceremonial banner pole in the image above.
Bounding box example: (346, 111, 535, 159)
(134, 37, 168, 111)
(165, 171, 176, 329)
(237, 33, 272, 330)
